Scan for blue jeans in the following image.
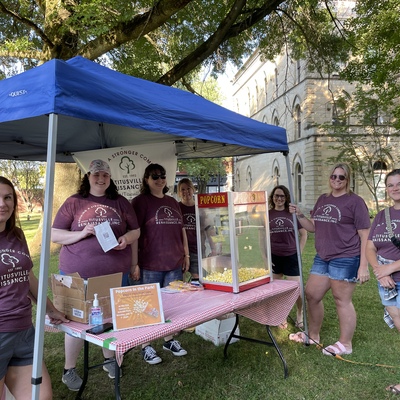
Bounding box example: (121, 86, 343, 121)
(141, 268, 183, 288)
(310, 254, 360, 282)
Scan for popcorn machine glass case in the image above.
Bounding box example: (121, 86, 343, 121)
(195, 191, 271, 293)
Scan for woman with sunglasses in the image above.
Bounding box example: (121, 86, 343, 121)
(268, 185, 307, 329)
(289, 163, 370, 356)
(131, 164, 190, 365)
(366, 169, 400, 394)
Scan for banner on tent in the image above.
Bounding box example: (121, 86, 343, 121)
(73, 144, 177, 201)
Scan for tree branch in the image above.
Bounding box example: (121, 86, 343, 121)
(0, 1, 53, 50)
(79, 0, 193, 60)
(157, 0, 285, 86)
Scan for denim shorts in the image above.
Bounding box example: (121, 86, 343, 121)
(141, 268, 183, 288)
(378, 282, 400, 307)
(0, 326, 35, 379)
(310, 254, 360, 282)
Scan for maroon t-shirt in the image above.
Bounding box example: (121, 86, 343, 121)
(52, 193, 139, 278)
(132, 194, 184, 271)
(0, 229, 33, 332)
(179, 202, 197, 254)
(369, 207, 400, 281)
(269, 209, 301, 256)
(312, 192, 370, 261)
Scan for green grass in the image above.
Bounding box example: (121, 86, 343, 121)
(24, 219, 400, 400)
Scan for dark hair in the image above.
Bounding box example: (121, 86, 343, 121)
(385, 169, 400, 185)
(140, 163, 169, 195)
(0, 176, 23, 241)
(269, 185, 291, 210)
(78, 174, 119, 199)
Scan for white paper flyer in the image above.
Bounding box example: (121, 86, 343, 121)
(94, 221, 119, 252)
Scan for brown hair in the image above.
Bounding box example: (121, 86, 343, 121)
(269, 185, 291, 210)
(0, 176, 23, 241)
(177, 178, 195, 197)
(140, 163, 169, 195)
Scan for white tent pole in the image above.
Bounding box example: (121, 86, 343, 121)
(32, 113, 58, 400)
(284, 153, 308, 343)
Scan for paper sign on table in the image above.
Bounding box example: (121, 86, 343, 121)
(110, 283, 164, 330)
(94, 221, 119, 252)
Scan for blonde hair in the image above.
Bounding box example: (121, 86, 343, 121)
(177, 178, 195, 196)
(328, 163, 352, 194)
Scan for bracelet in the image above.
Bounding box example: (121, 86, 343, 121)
(298, 214, 305, 219)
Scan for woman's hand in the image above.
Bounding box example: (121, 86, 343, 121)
(114, 235, 128, 250)
(375, 264, 393, 280)
(47, 308, 69, 325)
(357, 265, 370, 284)
(130, 265, 140, 281)
(379, 275, 396, 289)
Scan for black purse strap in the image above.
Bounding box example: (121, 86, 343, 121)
(385, 207, 394, 237)
(385, 207, 400, 250)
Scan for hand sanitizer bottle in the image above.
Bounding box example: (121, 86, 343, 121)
(90, 293, 103, 325)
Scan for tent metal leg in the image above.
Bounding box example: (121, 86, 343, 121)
(223, 314, 289, 378)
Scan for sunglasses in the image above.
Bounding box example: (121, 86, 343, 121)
(151, 174, 166, 180)
(330, 174, 346, 181)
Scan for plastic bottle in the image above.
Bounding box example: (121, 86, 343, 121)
(90, 293, 103, 325)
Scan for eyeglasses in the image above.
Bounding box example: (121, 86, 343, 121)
(151, 174, 166, 180)
(330, 174, 346, 181)
(273, 194, 285, 199)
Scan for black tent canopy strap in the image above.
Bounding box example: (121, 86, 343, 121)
(0, 57, 305, 399)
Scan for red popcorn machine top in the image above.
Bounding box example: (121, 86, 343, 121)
(195, 191, 272, 293)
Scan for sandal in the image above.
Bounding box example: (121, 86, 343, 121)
(295, 320, 304, 329)
(278, 321, 288, 330)
(288, 331, 320, 345)
(322, 341, 352, 356)
(386, 385, 400, 395)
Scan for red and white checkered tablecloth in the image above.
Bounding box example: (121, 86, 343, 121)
(46, 280, 299, 366)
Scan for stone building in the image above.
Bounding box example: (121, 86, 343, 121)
(226, 23, 396, 214)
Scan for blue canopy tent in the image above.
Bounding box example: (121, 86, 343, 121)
(0, 57, 302, 399)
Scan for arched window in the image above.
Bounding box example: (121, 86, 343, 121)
(273, 166, 280, 187)
(264, 74, 268, 105)
(294, 162, 303, 203)
(294, 104, 301, 139)
(374, 160, 388, 202)
(274, 68, 279, 97)
(296, 60, 301, 84)
(332, 91, 351, 126)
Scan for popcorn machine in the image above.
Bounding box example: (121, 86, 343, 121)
(195, 191, 272, 293)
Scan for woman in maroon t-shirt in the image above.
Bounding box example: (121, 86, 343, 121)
(366, 169, 400, 395)
(0, 176, 67, 400)
(268, 185, 307, 329)
(131, 164, 190, 365)
(289, 163, 370, 356)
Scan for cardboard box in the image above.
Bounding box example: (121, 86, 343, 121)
(51, 272, 122, 323)
(195, 313, 240, 346)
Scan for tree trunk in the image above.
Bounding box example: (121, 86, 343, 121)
(29, 163, 81, 255)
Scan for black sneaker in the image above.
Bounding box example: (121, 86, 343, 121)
(142, 345, 162, 365)
(163, 339, 187, 356)
(62, 368, 82, 391)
